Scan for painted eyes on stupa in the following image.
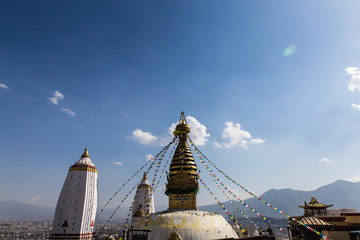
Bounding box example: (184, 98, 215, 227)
(175, 196, 189, 201)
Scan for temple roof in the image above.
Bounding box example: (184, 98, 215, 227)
(298, 216, 332, 226)
(299, 196, 333, 209)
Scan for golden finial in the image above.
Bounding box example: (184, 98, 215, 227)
(173, 111, 190, 136)
(81, 147, 90, 158)
(179, 110, 187, 124)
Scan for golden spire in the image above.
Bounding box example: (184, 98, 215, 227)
(166, 111, 199, 210)
(142, 172, 148, 182)
(168, 111, 197, 179)
(81, 147, 90, 158)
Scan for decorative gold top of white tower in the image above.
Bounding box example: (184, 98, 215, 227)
(138, 172, 152, 189)
(82, 147, 90, 158)
(75, 147, 95, 166)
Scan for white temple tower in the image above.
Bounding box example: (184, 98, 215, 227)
(50, 148, 98, 240)
(131, 172, 154, 227)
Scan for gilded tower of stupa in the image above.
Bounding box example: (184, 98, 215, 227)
(131, 112, 239, 240)
(165, 111, 199, 210)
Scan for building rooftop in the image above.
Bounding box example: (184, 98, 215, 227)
(298, 196, 333, 209)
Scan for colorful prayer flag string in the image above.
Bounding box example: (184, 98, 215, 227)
(113, 137, 176, 240)
(144, 137, 177, 177)
(98, 138, 176, 218)
(188, 136, 331, 240)
(153, 139, 178, 192)
(103, 179, 141, 230)
(118, 182, 142, 240)
(199, 179, 235, 222)
(199, 173, 261, 232)
(97, 159, 153, 217)
(220, 176, 285, 233)
(143, 137, 177, 229)
(196, 146, 285, 233)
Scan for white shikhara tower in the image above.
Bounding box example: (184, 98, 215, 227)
(131, 172, 155, 227)
(50, 148, 98, 240)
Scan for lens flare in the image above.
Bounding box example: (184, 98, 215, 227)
(282, 45, 297, 56)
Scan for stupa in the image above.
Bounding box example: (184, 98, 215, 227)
(131, 112, 239, 240)
(50, 148, 98, 240)
(131, 172, 155, 227)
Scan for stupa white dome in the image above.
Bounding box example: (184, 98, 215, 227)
(134, 210, 238, 240)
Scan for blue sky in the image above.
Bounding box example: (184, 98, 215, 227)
(1, 0, 360, 211)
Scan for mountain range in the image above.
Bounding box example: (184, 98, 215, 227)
(200, 179, 360, 218)
(1, 179, 359, 220)
(0, 200, 54, 220)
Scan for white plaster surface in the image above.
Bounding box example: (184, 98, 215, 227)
(134, 210, 238, 240)
(50, 156, 98, 239)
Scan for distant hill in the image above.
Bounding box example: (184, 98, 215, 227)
(0, 201, 54, 220)
(199, 180, 360, 219)
(1, 180, 359, 220)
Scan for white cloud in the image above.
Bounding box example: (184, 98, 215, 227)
(345, 173, 360, 183)
(351, 103, 360, 111)
(345, 67, 360, 93)
(213, 142, 223, 148)
(214, 122, 264, 150)
(186, 116, 211, 146)
(131, 115, 210, 146)
(250, 138, 265, 145)
(319, 157, 333, 163)
(146, 154, 154, 161)
(131, 129, 158, 145)
(113, 161, 123, 166)
(0, 83, 10, 90)
(61, 108, 75, 116)
(30, 194, 40, 203)
(48, 90, 64, 104)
